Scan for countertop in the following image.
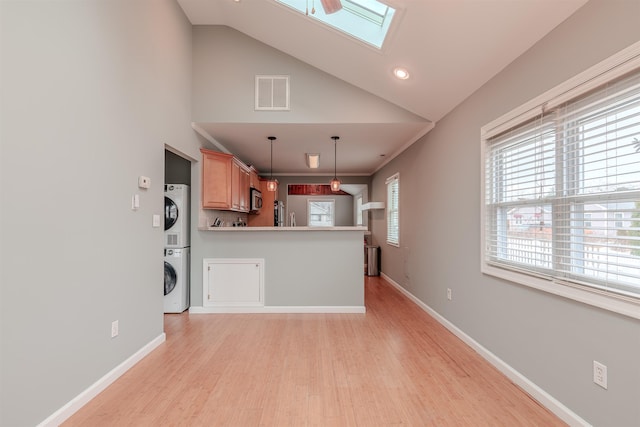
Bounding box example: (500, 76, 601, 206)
(198, 226, 369, 232)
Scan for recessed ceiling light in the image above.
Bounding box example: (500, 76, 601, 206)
(393, 67, 410, 80)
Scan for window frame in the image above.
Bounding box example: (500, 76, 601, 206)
(307, 199, 336, 227)
(386, 173, 400, 247)
(481, 40, 640, 320)
(274, 0, 396, 50)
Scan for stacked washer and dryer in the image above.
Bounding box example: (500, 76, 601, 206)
(164, 184, 190, 313)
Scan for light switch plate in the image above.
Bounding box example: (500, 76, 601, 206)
(131, 194, 140, 210)
(152, 214, 161, 227)
(138, 176, 151, 189)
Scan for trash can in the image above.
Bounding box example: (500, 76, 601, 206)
(366, 245, 380, 276)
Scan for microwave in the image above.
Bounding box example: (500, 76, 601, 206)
(250, 187, 262, 212)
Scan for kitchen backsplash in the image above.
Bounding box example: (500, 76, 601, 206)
(199, 209, 249, 228)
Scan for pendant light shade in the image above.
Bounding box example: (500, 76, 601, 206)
(330, 136, 341, 192)
(267, 136, 278, 192)
(330, 177, 341, 192)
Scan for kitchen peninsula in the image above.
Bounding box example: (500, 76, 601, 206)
(190, 226, 367, 314)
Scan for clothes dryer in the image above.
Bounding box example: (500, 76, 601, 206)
(164, 247, 190, 313)
(165, 184, 190, 248)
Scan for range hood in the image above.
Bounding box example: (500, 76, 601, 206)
(362, 202, 385, 210)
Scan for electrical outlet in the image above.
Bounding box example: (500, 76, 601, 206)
(447, 288, 452, 301)
(593, 360, 607, 389)
(111, 320, 119, 338)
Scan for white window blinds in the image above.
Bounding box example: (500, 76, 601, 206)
(308, 200, 335, 227)
(484, 68, 640, 301)
(386, 173, 399, 246)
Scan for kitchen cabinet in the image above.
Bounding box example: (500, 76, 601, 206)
(201, 149, 233, 209)
(201, 148, 252, 213)
(238, 162, 250, 212)
(230, 159, 241, 210)
(249, 166, 260, 189)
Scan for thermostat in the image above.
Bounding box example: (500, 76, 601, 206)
(138, 176, 151, 189)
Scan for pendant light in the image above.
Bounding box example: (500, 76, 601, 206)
(266, 136, 278, 192)
(330, 136, 341, 192)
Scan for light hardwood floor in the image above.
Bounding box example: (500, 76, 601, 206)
(64, 276, 565, 426)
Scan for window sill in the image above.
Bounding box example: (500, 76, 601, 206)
(482, 263, 640, 320)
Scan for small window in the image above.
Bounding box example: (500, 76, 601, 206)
(584, 213, 592, 228)
(308, 199, 335, 227)
(614, 212, 623, 228)
(386, 173, 399, 246)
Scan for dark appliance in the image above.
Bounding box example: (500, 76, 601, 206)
(274, 200, 284, 227)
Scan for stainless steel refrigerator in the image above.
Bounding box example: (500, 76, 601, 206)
(274, 200, 284, 227)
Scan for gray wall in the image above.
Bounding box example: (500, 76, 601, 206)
(370, 1, 640, 426)
(287, 195, 354, 227)
(0, 1, 200, 425)
(192, 26, 425, 125)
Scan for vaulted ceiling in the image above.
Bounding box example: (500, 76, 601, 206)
(178, 0, 588, 176)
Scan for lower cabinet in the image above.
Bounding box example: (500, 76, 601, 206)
(203, 258, 264, 307)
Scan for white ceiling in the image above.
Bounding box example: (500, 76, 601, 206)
(178, 0, 587, 176)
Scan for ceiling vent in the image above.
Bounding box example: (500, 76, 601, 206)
(255, 75, 290, 111)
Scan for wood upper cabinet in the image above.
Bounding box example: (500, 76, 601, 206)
(201, 149, 233, 209)
(234, 159, 250, 212)
(249, 167, 260, 189)
(241, 167, 250, 211)
(201, 148, 253, 213)
(230, 158, 241, 210)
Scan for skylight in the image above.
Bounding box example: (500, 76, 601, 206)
(275, 0, 396, 49)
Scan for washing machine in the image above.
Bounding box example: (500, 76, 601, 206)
(164, 247, 190, 313)
(165, 184, 190, 248)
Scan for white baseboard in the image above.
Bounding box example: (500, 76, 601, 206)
(37, 333, 166, 427)
(189, 305, 366, 314)
(380, 273, 590, 427)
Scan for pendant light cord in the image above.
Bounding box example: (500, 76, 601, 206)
(332, 136, 339, 180)
(268, 136, 276, 181)
(333, 138, 338, 179)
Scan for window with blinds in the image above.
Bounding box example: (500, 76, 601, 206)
(483, 55, 640, 309)
(308, 199, 335, 227)
(386, 173, 399, 246)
